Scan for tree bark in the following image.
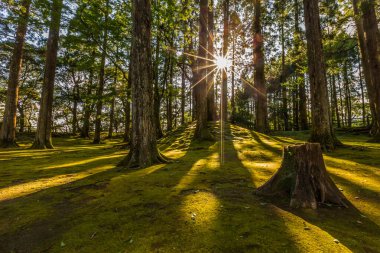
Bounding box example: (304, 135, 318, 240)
(194, 0, 212, 140)
(343, 62, 352, 128)
(153, 26, 163, 139)
(353, 0, 377, 131)
(331, 75, 341, 128)
(257, 143, 349, 209)
(93, 0, 109, 144)
(221, 0, 229, 123)
(280, 20, 289, 131)
(32, 0, 63, 149)
(0, 0, 31, 148)
(207, 0, 216, 122)
(108, 67, 117, 139)
(119, 0, 166, 168)
(303, 0, 340, 150)
(123, 63, 132, 142)
(81, 67, 94, 139)
(253, 0, 268, 133)
(360, 0, 380, 140)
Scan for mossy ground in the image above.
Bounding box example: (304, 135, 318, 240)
(0, 124, 379, 252)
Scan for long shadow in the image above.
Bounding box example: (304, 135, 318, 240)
(250, 131, 283, 155)
(166, 124, 301, 252)
(0, 129, 215, 252)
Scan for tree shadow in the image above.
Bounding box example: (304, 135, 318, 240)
(166, 124, 302, 252)
(0, 129, 215, 252)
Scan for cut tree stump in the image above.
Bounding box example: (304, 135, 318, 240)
(256, 143, 349, 209)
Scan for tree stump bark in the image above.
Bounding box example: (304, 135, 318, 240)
(256, 143, 349, 209)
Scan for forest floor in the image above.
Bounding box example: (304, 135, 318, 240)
(0, 123, 379, 253)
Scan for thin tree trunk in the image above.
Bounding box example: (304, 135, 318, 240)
(181, 53, 186, 125)
(207, 0, 216, 121)
(119, 0, 166, 168)
(231, 32, 236, 123)
(0, 0, 31, 147)
(253, 0, 267, 132)
(108, 67, 117, 139)
(221, 0, 229, 122)
(81, 68, 94, 138)
(281, 20, 289, 131)
(32, 0, 63, 149)
(303, 0, 340, 149)
(358, 60, 366, 126)
(154, 27, 163, 138)
(331, 75, 341, 128)
(123, 63, 132, 142)
(17, 102, 25, 133)
(93, 0, 109, 144)
(343, 62, 352, 128)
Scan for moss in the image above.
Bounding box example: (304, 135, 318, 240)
(0, 126, 379, 252)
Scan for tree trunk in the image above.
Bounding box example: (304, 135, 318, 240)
(343, 62, 352, 128)
(231, 31, 236, 123)
(303, 0, 340, 150)
(167, 52, 174, 132)
(253, 0, 267, 133)
(153, 28, 163, 139)
(358, 61, 366, 126)
(194, 0, 212, 140)
(181, 53, 186, 125)
(292, 86, 299, 131)
(353, 0, 378, 133)
(281, 20, 289, 131)
(221, 0, 229, 123)
(123, 63, 132, 142)
(331, 75, 341, 128)
(257, 143, 349, 209)
(108, 68, 117, 139)
(17, 103, 25, 134)
(32, 0, 63, 149)
(0, 0, 31, 148)
(119, 0, 166, 168)
(93, 0, 109, 144)
(72, 72, 79, 135)
(81, 68, 94, 139)
(360, 0, 380, 140)
(207, 0, 216, 122)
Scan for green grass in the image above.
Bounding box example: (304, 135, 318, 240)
(0, 124, 379, 252)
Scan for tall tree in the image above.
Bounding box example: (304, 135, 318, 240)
(32, 0, 63, 149)
(119, 0, 166, 168)
(360, 0, 380, 140)
(0, 0, 31, 148)
(93, 0, 110, 144)
(352, 0, 377, 133)
(194, 0, 212, 140)
(303, 0, 340, 149)
(253, 0, 267, 132)
(221, 0, 229, 122)
(207, 0, 216, 121)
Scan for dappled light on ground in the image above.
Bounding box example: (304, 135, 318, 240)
(0, 165, 114, 202)
(0, 125, 379, 252)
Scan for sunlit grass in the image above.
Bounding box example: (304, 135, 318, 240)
(0, 126, 379, 252)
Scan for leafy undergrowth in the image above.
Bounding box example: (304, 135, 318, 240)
(0, 124, 379, 252)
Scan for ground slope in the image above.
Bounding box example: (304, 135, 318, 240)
(0, 124, 379, 252)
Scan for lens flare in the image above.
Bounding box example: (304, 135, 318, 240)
(215, 56, 232, 70)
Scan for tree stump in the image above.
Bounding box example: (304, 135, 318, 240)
(256, 143, 349, 209)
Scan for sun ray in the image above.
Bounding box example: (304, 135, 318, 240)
(230, 68, 266, 98)
(190, 67, 218, 89)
